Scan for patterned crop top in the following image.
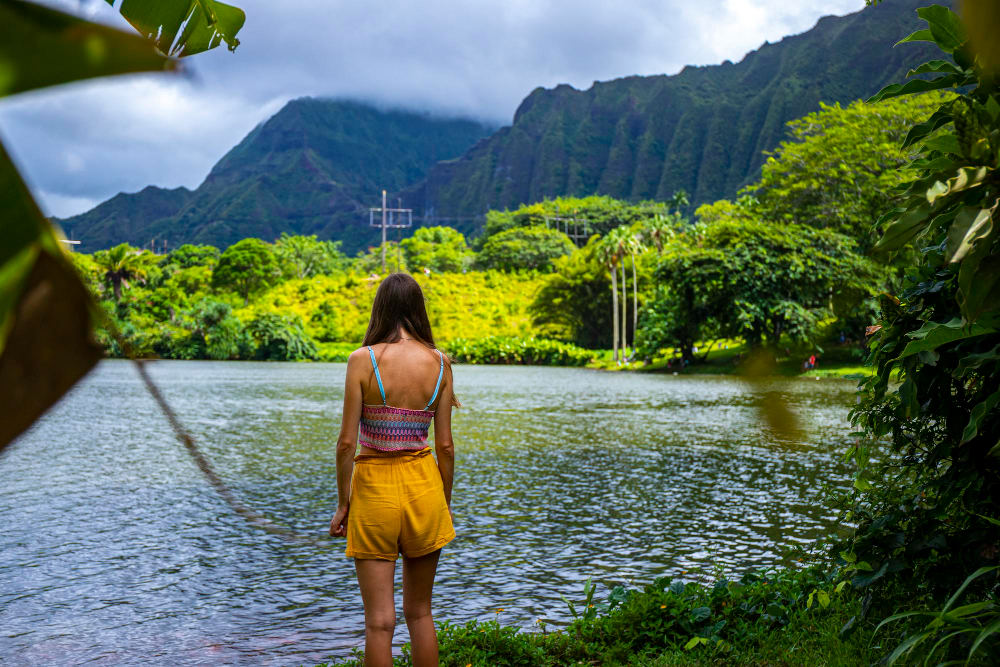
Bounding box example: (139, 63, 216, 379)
(358, 345, 444, 452)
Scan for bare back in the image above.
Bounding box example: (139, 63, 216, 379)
(362, 341, 445, 411)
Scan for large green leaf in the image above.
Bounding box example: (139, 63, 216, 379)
(902, 106, 955, 149)
(871, 202, 933, 253)
(0, 0, 175, 98)
(895, 28, 935, 47)
(958, 239, 1000, 323)
(961, 389, 1000, 443)
(867, 74, 969, 104)
(926, 166, 990, 205)
(954, 344, 1000, 377)
(906, 60, 965, 77)
(897, 317, 996, 359)
(921, 133, 962, 155)
(917, 5, 968, 53)
(118, 0, 245, 57)
(945, 206, 994, 263)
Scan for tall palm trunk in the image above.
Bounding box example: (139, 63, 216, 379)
(610, 264, 619, 362)
(621, 259, 627, 360)
(631, 254, 638, 350)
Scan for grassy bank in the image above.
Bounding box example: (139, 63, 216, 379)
(588, 337, 869, 379)
(315, 567, 889, 666)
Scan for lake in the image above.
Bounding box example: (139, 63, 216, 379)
(0, 360, 857, 665)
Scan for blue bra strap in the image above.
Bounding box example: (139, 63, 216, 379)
(425, 350, 444, 410)
(367, 346, 386, 405)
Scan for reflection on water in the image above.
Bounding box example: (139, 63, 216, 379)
(0, 361, 855, 665)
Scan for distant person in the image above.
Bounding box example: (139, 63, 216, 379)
(329, 273, 457, 667)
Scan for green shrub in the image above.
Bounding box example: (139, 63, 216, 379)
(445, 336, 595, 366)
(476, 226, 575, 272)
(245, 312, 319, 361)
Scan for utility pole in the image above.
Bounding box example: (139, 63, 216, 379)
(381, 189, 387, 274)
(368, 190, 412, 275)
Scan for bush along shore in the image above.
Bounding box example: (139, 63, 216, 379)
(315, 566, 890, 667)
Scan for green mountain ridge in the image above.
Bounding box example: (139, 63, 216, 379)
(60, 0, 940, 253)
(59, 99, 495, 253)
(403, 0, 941, 226)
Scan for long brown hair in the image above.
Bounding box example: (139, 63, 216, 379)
(362, 273, 459, 406)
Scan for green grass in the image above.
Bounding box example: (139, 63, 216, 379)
(314, 567, 889, 667)
(590, 337, 870, 379)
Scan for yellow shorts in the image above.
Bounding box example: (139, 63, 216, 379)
(346, 448, 455, 561)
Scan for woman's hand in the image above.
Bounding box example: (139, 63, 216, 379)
(329, 504, 349, 537)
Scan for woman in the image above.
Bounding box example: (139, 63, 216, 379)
(329, 273, 457, 667)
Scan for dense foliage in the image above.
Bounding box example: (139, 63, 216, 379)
(476, 226, 576, 272)
(446, 336, 594, 366)
(641, 217, 880, 362)
(832, 3, 1000, 663)
(211, 238, 279, 305)
(746, 93, 948, 251)
(400, 226, 473, 273)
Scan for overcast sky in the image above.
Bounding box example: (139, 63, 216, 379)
(1, 0, 864, 218)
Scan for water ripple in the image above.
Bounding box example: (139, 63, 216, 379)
(0, 360, 855, 665)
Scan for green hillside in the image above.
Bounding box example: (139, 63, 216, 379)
(404, 0, 941, 226)
(58, 99, 494, 253)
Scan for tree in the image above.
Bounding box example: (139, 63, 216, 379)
(353, 242, 403, 275)
(530, 240, 614, 349)
(596, 232, 624, 361)
(652, 216, 880, 358)
(93, 243, 154, 301)
(211, 238, 279, 305)
(273, 233, 349, 279)
(641, 213, 678, 253)
(401, 226, 472, 273)
(476, 226, 575, 272)
(479, 195, 667, 248)
(245, 312, 318, 361)
(622, 231, 646, 355)
(162, 244, 220, 270)
(744, 93, 948, 251)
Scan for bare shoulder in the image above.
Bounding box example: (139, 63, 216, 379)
(346, 348, 370, 373)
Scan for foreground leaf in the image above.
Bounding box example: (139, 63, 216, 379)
(118, 0, 246, 57)
(0, 136, 104, 452)
(0, 0, 175, 98)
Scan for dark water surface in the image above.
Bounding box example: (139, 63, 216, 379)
(1, 361, 856, 665)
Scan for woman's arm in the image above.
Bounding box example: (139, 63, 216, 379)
(330, 350, 364, 537)
(433, 354, 456, 507)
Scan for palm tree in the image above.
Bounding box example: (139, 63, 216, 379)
(603, 227, 634, 362)
(93, 243, 151, 301)
(668, 189, 690, 211)
(622, 232, 646, 356)
(643, 213, 676, 253)
(596, 235, 622, 362)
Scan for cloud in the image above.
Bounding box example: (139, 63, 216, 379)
(0, 0, 865, 218)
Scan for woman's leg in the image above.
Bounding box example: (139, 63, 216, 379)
(402, 549, 441, 667)
(355, 558, 397, 667)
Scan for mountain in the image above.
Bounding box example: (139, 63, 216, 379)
(59, 99, 495, 253)
(62, 0, 940, 253)
(403, 0, 940, 228)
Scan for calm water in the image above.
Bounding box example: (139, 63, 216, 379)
(1, 361, 857, 665)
